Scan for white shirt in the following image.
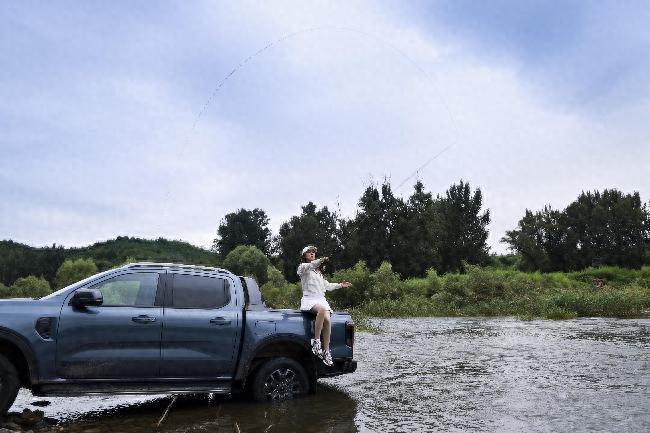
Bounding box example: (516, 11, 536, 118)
(297, 258, 342, 298)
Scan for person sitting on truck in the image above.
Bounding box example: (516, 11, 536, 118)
(297, 245, 352, 367)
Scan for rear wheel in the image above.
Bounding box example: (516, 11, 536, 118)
(0, 354, 20, 417)
(251, 357, 309, 402)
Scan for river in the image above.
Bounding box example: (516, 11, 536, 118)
(11, 317, 650, 432)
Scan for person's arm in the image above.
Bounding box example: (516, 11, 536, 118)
(324, 281, 343, 292)
(297, 258, 324, 276)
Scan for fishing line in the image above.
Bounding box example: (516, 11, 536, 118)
(165, 26, 462, 241)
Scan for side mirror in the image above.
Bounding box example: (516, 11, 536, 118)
(70, 289, 103, 308)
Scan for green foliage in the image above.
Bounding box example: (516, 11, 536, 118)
(0, 282, 13, 298)
(1, 237, 218, 289)
(425, 268, 442, 295)
(0, 240, 65, 287)
(55, 258, 98, 289)
(10, 275, 52, 298)
(463, 265, 509, 301)
(435, 180, 491, 273)
(277, 202, 342, 282)
(222, 245, 270, 284)
(328, 261, 404, 308)
(213, 208, 271, 257)
(504, 189, 650, 271)
(401, 278, 429, 298)
(327, 261, 374, 308)
(343, 182, 402, 271)
(266, 265, 287, 287)
(260, 280, 302, 310)
(368, 261, 402, 300)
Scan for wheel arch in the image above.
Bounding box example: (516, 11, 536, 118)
(236, 335, 316, 392)
(0, 327, 39, 386)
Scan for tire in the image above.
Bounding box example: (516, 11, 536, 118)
(251, 357, 309, 402)
(0, 354, 21, 417)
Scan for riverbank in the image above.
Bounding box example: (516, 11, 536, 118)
(261, 264, 650, 330)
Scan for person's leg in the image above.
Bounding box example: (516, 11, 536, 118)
(322, 310, 332, 352)
(310, 305, 326, 340)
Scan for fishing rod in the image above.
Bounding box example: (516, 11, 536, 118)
(166, 26, 462, 245)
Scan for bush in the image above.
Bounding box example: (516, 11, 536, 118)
(425, 268, 442, 296)
(266, 265, 287, 287)
(222, 245, 270, 284)
(0, 282, 14, 298)
(10, 276, 52, 298)
(464, 265, 508, 300)
(259, 264, 302, 309)
(401, 278, 429, 298)
(368, 261, 402, 300)
(55, 258, 99, 289)
(328, 261, 373, 308)
(260, 281, 301, 309)
(441, 273, 470, 299)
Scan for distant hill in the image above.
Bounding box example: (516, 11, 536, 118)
(0, 236, 218, 286)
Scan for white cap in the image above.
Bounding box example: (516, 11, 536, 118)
(301, 245, 317, 255)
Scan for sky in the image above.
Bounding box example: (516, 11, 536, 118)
(1, 0, 649, 254)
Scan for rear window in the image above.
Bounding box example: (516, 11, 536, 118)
(171, 274, 230, 309)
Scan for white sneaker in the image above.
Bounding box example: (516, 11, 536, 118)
(310, 338, 322, 356)
(321, 350, 334, 367)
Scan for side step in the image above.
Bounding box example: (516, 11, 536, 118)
(33, 381, 231, 397)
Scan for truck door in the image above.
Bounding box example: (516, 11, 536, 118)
(161, 273, 240, 378)
(56, 271, 163, 379)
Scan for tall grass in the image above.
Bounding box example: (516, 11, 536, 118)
(260, 263, 650, 323)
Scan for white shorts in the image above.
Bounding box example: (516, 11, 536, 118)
(300, 295, 331, 312)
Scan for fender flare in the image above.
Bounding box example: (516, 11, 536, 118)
(0, 326, 40, 384)
(235, 333, 314, 383)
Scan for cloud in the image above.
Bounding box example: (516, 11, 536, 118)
(392, 0, 650, 112)
(1, 0, 648, 256)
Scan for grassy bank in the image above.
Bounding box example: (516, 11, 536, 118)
(260, 263, 650, 330)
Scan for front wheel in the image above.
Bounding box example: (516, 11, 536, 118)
(0, 354, 21, 416)
(251, 357, 309, 402)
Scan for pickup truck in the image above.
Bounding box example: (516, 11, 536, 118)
(0, 262, 357, 415)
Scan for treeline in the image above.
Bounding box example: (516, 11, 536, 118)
(0, 237, 216, 288)
(217, 180, 491, 281)
(1, 181, 648, 293)
(503, 190, 650, 272)
(215, 181, 649, 281)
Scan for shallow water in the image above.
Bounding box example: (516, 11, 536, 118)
(12, 317, 650, 432)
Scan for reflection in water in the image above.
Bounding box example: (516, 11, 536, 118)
(12, 317, 650, 432)
(46, 386, 357, 433)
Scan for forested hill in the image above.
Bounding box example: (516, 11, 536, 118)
(0, 236, 217, 286)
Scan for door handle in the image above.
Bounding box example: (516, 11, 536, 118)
(132, 315, 157, 323)
(209, 317, 231, 325)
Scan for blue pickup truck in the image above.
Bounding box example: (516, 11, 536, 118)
(0, 262, 356, 415)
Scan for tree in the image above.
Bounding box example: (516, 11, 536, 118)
(277, 202, 342, 282)
(213, 209, 272, 257)
(344, 182, 403, 271)
(55, 258, 99, 289)
(10, 276, 52, 298)
(222, 245, 271, 284)
(391, 181, 440, 277)
(504, 189, 650, 271)
(435, 181, 490, 273)
(564, 190, 648, 269)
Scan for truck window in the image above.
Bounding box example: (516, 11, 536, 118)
(171, 275, 230, 309)
(90, 273, 159, 307)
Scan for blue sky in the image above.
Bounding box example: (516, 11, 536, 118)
(1, 0, 649, 254)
